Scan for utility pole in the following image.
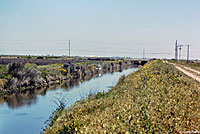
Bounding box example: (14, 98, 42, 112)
(175, 40, 178, 60)
(186, 45, 191, 62)
(69, 40, 71, 58)
(143, 49, 145, 59)
(178, 44, 183, 60)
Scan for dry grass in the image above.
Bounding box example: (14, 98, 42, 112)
(0, 79, 4, 88)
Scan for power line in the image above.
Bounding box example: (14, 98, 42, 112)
(146, 52, 171, 55)
(0, 40, 173, 58)
(0, 40, 67, 43)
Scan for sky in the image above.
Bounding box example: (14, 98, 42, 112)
(0, 0, 200, 59)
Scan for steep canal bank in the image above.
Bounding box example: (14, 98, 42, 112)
(0, 67, 138, 134)
(0, 58, 146, 97)
(45, 60, 200, 134)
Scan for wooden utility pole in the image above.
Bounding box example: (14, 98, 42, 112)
(178, 45, 183, 60)
(175, 40, 178, 60)
(69, 40, 71, 58)
(186, 45, 191, 62)
(143, 49, 145, 59)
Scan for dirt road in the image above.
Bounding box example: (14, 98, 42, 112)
(164, 61, 200, 83)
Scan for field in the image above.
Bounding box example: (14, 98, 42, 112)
(45, 60, 200, 133)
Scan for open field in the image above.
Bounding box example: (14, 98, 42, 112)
(45, 60, 200, 134)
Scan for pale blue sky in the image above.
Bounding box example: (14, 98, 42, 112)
(0, 0, 200, 59)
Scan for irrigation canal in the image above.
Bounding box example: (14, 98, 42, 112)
(0, 67, 138, 134)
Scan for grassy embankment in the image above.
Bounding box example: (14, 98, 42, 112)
(0, 60, 124, 96)
(0, 63, 64, 79)
(45, 60, 200, 134)
(0, 63, 65, 96)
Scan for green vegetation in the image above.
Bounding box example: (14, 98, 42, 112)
(104, 60, 122, 64)
(0, 65, 12, 89)
(170, 60, 200, 72)
(0, 63, 65, 92)
(45, 60, 200, 133)
(0, 65, 12, 80)
(75, 62, 90, 66)
(24, 63, 64, 70)
(24, 63, 67, 78)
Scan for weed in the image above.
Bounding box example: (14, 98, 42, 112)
(45, 60, 200, 133)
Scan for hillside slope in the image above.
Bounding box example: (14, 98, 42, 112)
(45, 60, 200, 134)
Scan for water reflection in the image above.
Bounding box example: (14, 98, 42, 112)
(0, 70, 106, 109)
(0, 67, 138, 134)
(2, 91, 37, 109)
(0, 80, 77, 109)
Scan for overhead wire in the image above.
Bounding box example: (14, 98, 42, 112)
(0, 40, 173, 56)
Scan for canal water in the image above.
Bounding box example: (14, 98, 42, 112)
(0, 68, 138, 134)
